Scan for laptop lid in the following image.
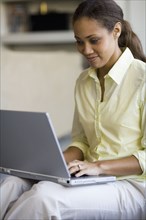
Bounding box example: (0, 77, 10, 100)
(0, 110, 116, 186)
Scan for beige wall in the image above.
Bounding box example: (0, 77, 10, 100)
(126, 0, 146, 53)
(0, 1, 83, 137)
(0, 0, 145, 138)
(0, 44, 82, 137)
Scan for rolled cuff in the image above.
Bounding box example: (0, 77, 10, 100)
(133, 150, 146, 176)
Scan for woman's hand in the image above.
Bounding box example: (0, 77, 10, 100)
(67, 160, 102, 177)
(67, 156, 142, 177)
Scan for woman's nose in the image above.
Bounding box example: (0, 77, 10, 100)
(82, 43, 93, 55)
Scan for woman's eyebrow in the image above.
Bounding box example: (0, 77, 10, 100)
(74, 34, 96, 39)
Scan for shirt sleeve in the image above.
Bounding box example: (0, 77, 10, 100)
(133, 82, 146, 175)
(67, 104, 89, 158)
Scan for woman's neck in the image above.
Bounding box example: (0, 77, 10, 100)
(97, 47, 122, 79)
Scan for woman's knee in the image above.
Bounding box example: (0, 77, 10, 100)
(31, 181, 64, 198)
(4, 175, 32, 191)
(24, 181, 66, 210)
(4, 182, 64, 219)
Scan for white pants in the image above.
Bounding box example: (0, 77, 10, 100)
(2, 175, 146, 220)
(0, 174, 33, 220)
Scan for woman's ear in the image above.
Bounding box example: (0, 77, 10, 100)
(113, 22, 122, 39)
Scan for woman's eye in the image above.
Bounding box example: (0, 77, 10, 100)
(75, 38, 100, 46)
(76, 40, 84, 45)
(90, 39, 99, 44)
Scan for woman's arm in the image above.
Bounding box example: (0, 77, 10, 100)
(67, 155, 143, 177)
(97, 155, 143, 176)
(63, 146, 84, 164)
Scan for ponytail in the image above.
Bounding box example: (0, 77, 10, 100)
(119, 20, 146, 62)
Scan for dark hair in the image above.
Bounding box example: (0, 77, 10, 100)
(73, 0, 146, 62)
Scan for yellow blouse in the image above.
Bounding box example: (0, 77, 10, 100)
(68, 48, 146, 181)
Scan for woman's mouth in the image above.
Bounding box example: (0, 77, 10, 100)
(87, 56, 99, 63)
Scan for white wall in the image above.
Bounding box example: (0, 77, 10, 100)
(0, 0, 145, 137)
(116, 0, 145, 53)
(126, 0, 146, 53)
(0, 45, 82, 137)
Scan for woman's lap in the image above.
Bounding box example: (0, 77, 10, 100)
(0, 174, 33, 219)
(4, 178, 146, 220)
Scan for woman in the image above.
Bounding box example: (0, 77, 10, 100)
(2, 0, 146, 219)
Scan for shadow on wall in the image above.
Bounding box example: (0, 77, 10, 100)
(58, 133, 71, 151)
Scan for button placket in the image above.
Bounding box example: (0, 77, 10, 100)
(94, 82, 101, 142)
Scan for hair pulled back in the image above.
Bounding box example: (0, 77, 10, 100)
(73, 0, 146, 62)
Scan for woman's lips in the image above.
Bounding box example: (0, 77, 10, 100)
(87, 56, 99, 63)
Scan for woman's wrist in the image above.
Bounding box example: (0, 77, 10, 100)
(95, 160, 110, 175)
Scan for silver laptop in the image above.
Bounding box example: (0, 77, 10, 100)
(0, 110, 116, 186)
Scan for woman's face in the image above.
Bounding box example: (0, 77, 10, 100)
(73, 17, 121, 69)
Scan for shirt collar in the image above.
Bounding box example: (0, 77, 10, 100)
(83, 47, 134, 84)
(108, 47, 134, 84)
